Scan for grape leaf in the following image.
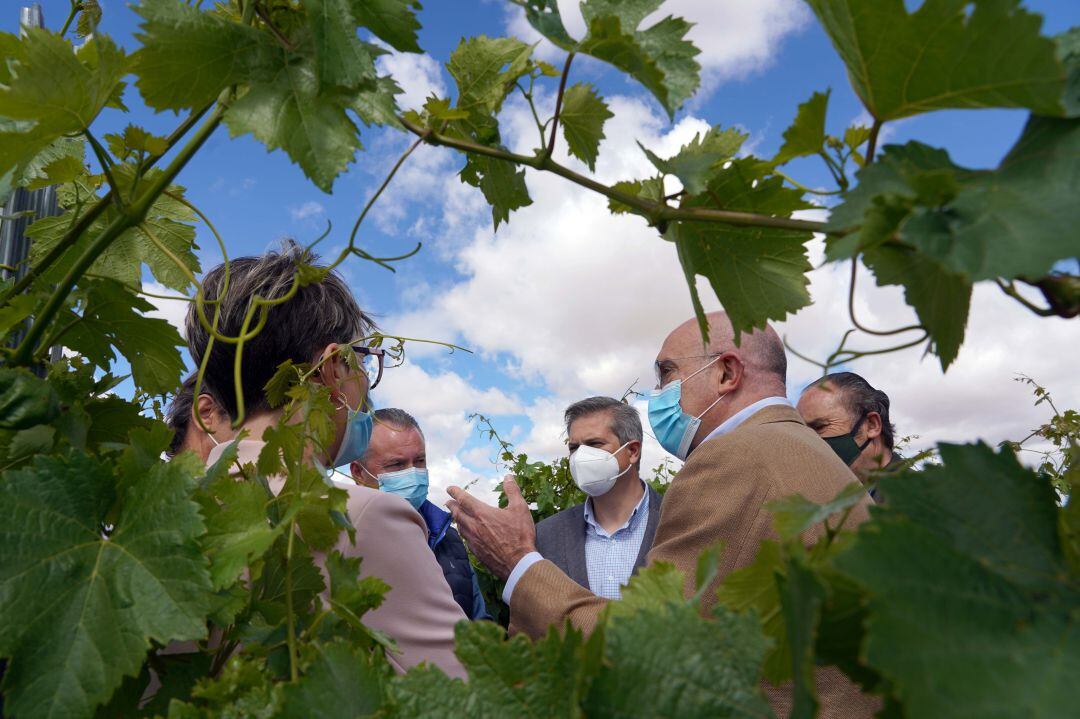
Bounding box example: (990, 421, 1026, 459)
(0, 368, 60, 430)
(776, 556, 827, 719)
(61, 279, 187, 396)
(833, 443, 1079, 718)
(670, 159, 815, 341)
(279, 640, 387, 718)
(559, 83, 612, 171)
(19, 136, 86, 191)
(76, 0, 102, 40)
(349, 0, 423, 53)
(514, 0, 701, 117)
(767, 482, 868, 541)
(584, 602, 773, 719)
(104, 124, 169, 161)
(805, 0, 1067, 121)
(304, 0, 380, 90)
(607, 176, 664, 214)
(133, 0, 274, 111)
(225, 54, 364, 193)
(0, 30, 126, 135)
(0, 451, 213, 719)
(391, 621, 600, 718)
(195, 471, 280, 590)
(1058, 28, 1080, 117)
(640, 126, 747, 195)
(862, 242, 971, 370)
(349, 76, 404, 128)
(774, 90, 829, 165)
(460, 152, 532, 230)
(325, 551, 390, 629)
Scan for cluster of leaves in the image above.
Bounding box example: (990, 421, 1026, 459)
(1003, 375, 1078, 499)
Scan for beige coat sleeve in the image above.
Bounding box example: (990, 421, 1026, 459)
(341, 490, 468, 679)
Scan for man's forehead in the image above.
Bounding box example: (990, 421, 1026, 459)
(568, 412, 616, 440)
(799, 385, 847, 413)
(370, 423, 424, 449)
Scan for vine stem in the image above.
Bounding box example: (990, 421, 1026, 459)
(284, 520, 299, 682)
(865, 119, 883, 165)
(9, 101, 228, 366)
(995, 278, 1055, 317)
(58, 1, 80, 37)
(545, 53, 575, 158)
(847, 256, 924, 336)
(403, 118, 827, 234)
(83, 129, 121, 206)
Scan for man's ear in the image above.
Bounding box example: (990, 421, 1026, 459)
(194, 393, 224, 433)
(627, 440, 643, 466)
(314, 343, 344, 397)
(863, 411, 883, 440)
(716, 351, 743, 394)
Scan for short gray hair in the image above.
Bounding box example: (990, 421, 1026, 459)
(373, 407, 423, 437)
(564, 396, 643, 446)
(186, 240, 375, 419)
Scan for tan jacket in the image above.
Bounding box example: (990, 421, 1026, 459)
(208, 440, 467, 678)
(510, 404, 878, 717)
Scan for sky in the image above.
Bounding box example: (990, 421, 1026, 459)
(7, 0, 1079, 504)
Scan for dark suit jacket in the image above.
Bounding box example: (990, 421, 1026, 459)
(510, 404, 878, 719)
(534, 483, 663, 591)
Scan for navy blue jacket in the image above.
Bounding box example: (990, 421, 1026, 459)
(418, 500, 489, 620)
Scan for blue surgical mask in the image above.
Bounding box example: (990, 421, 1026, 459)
(648, 356, 725, 460)
(372, 467, 429, 510)
(332, 394, 374, 468)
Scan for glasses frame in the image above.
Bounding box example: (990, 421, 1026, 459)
(653, 353, 721, 387)
(351, 345, 386, 390)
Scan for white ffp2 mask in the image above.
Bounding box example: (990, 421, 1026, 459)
(569, 442, 632, 497)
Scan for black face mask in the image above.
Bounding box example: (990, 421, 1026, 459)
(823, 414, 871, 466)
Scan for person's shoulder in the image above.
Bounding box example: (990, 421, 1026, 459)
(536, 502, 585, 533)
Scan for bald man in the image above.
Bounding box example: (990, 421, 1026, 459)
(448, 312, 878, 718)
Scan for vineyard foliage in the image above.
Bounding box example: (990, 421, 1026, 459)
(0, 1, 1077, 718)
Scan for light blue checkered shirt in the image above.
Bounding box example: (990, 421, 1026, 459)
(582, 485, 650, 599)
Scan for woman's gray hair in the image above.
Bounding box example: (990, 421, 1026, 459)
(564, 396, 643, 447)
(185, 240, 375, 419)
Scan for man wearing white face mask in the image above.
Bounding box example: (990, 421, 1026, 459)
(534, 397, 662, 599)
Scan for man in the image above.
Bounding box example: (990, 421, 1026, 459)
(797, 372, 902, 500)
(164, 374, 232, 460)
(186, 242, 466, 678)
(351, 408, 489, 620)
(534, 396, 662, 599)
(446, 312, 878, 717)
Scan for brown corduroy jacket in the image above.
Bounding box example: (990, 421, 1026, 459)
(510, 403, 879, 718)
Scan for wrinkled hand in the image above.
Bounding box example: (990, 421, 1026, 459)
(447, 475, 536, 581)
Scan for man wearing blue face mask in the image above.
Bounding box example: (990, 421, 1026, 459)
(448, 311, 880, 718)
(352, 408, 489, 620)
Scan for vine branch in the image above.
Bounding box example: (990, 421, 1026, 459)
(545, 53, 575, 158)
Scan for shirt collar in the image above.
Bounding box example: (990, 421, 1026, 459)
(701, 396, 793, 446)
(583, 482, 650, 537)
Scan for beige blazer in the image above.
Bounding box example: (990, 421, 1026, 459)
(510, 404, 878, 717)
(207, 440, 466, 679)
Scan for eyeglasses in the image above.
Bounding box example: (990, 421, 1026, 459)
(351, 345, 386, 390)
(653, 353, 720, 387)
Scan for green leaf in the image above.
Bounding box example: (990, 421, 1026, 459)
(0, 368, 60, 430)
(1058, 28, 1080, 117)
(641, 126, 747, 195)
(0, 451, 213, 719)
(923, 114, 1080, 280)
(305, 0, 380, 90)
(805, 0, 1066, 121)
(104, 124, 169, 161)
(607, 176, 664, 214)
(776, 556, 827, 719)
(0, 30, 126, 135)
(670, 159, 814, 341)
(448, 36, 533, 121)
(325, 551, 390, 628)
(224, 55, 363, 193)
(280, 640, 387, 718)
(833, 443, 1079, 718)
(510, 0, 577, 48)
(460, 153, 532, 229)
(196, 472, 280, 590)
(349, 0, 423, 53)
(774, 90, 830, 165)
(767, 483, 868, 541)
(349, 76, 404, 128)
(61, 279, 187, 396)
(133, 0, 274, 111)
(715, 541, 790, 684)
(391, 621, 599, 718)
(606, 561, 685, 620)
(585, 603, 773, 719)
(559, 83, 612, 171)
(2, 134, 85, 196)
(76, 0, 103, 40)
(862, 242, 971, 370)
(0, 293, 38, 342)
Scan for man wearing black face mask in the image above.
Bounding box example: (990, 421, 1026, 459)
(796, 372, 902, 501)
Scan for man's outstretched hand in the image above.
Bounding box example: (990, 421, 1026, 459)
(447, 476, 536, 581)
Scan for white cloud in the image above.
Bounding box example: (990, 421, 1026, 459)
(505, 0, 810, 98)
(143, 281, 190, 339)
(289, 200, 325, 221)
(375, 51, 446, 111)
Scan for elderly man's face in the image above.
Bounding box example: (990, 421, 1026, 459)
(796, 385, 855, 439)
(653, 332, 721, 419)
(351, 423, 425, 488)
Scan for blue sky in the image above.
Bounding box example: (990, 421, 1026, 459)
(7, 0, 1079, 500)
